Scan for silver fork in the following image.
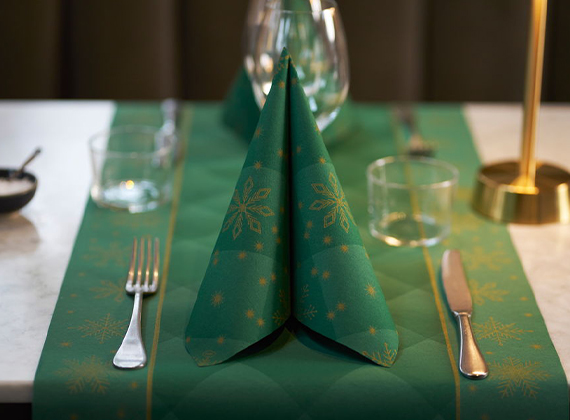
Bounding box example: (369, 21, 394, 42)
(396, 105, 436, 158)
(113, 237, 160, 369)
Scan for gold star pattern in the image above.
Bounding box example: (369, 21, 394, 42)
(296, 145, 302, 154)
(217, 336, 225, 345)
(530, 344, 542, 350)
(306, 220, 313, 229)
(365, 284, 377, 298)
(271, 272, 277, 282)
(322, 271, 330, 280)
(368, 326, 377, 336)
(254, 127, 263, 138)
(311, 267, 318, 276)
(211, 292, 224, 307)
(323, 235, 333, 245)
(489, 357, 550, 398)
(304, 231, 310, 240)
(326, 311, 336, 321)
(61, 342, 72, 347)
(256, 318, 265, 327)
(70, 313, 127, 344)
(310, 172, 355, 233)
(340, 244, 349, 253)
(245, 309, 255, 319)
(271, 225, 278, 234)
(336, 302, 346, 312)
(238, 251, 247, 260)
(254, 161, 262, 170)
(223, 177, 274, 240)
(278, 80, 286, 88)
(254, 241, 264, 251)
(298, 201, 304, 209)
(318, 156, 326, 164)
(259, 277, 267, 286)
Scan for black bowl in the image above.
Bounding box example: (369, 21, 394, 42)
(0, 169, 38, 213)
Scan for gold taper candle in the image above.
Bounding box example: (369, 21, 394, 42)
(518, 0, 548, 190)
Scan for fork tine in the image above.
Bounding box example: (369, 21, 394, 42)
(144, 236, 152, 288)
(152, 237, 159, 290)
(127, 237, 137, 288)
(136, 237, 144, 287)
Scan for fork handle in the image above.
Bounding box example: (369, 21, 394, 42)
(113, 291, 147, 369)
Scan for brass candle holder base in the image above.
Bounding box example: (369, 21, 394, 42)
(472, 161, 570, 224)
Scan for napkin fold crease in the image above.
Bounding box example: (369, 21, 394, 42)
(186, 49, 398, 367)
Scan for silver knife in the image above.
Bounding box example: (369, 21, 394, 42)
(442, 249, 489, 379)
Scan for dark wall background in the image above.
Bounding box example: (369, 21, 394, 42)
(0, 0, 568, 101)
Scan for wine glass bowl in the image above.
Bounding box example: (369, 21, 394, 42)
(247, 0, 349, 131)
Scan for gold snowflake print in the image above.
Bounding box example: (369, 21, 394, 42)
(362, 343, 397, 367)
(90, 279, 125, 302)
(70, 313, 127, 344)
(55, 356, 117, 394)
(223, 177, 274, 239)
(272, 309, 288, 326)
(469, 279, 509, 306)
(490, 357, 550, 398)
(463, 246, 512, 271)
(211, 292, 224, 307)
(82, 242, 130, 267)
(299, 304, 317, 320)
(310, 172, 355, 233)
(473, 317, 532, 346)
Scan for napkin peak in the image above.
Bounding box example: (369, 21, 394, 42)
(186, 48, 398, 367)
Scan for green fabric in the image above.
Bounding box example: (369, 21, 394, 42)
(222, 66, 355, 146)
(33, 98, 568, 419)
(186, 50, 398, 367)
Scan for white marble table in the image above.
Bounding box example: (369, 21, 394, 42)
(0, 102, 568, 403)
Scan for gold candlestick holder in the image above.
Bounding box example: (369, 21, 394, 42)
(473, 0, 570, 224)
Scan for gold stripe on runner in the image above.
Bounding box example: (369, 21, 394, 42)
(390, 111, 461, 419)
(146, 106, 194, 420)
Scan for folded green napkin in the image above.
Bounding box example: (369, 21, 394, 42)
(186, 49, 398, 367)
(222, 67, 355, 145)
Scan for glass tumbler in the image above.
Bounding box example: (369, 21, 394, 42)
(89, 126, 175, 213)
(367, 156, 458, 247)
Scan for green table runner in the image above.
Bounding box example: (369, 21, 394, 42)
(33, 102, 568, 420)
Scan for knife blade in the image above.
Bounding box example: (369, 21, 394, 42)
(442, 249, 489, 379)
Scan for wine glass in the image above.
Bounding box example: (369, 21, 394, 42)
(243, 0, 267, 75)
(247, 0, 349, 131)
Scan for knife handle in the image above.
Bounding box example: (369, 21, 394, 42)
(455, 312, 488, 379)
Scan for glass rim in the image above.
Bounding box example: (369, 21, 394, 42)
(89, 125, 176, 159)
(367, 156, 459, 190)
(265, 0, 338, 14)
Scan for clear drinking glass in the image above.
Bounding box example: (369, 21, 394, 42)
(89, 126, 175, 213)
(367, 156, 458, 247)
(247, 0, 349, 131)
(243, 0, 268, 75)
